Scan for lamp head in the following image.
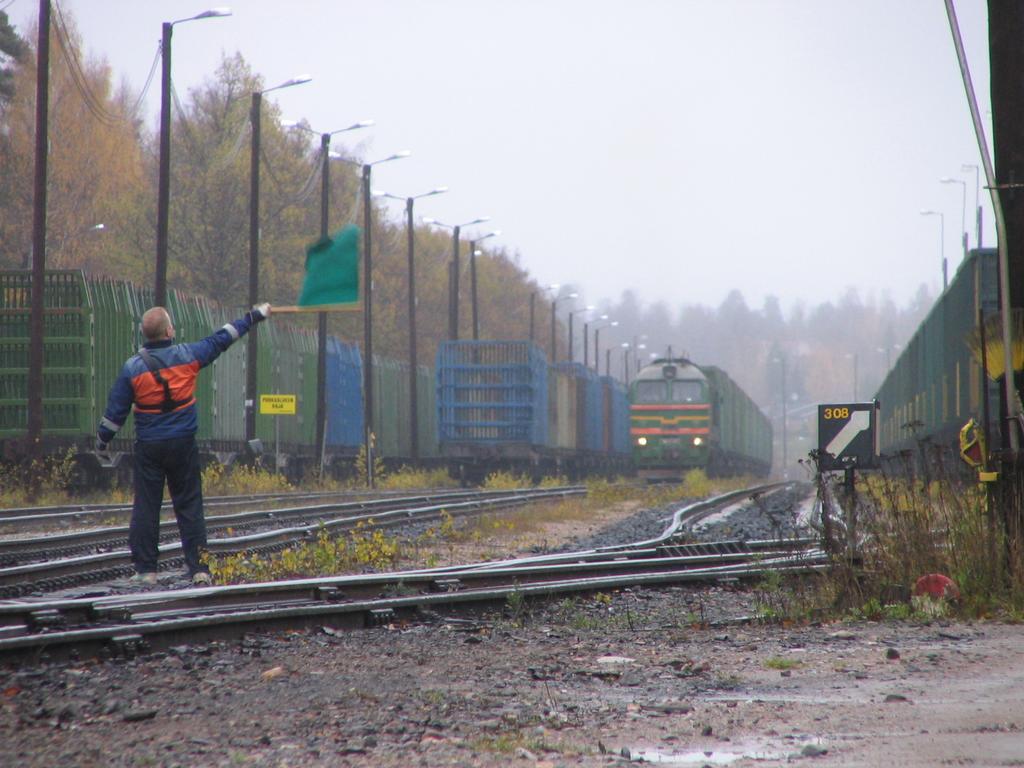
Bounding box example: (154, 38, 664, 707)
(195, 8, 231, 19)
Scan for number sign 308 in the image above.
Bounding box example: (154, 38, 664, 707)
(823, 407, 850, 420)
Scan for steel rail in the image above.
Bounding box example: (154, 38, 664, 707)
(0, 551, 826, 659)
(439, 481, 798, 574)
(0, 482, 821, 662)
(0, 539, 822, 630)
(0, 488, 584, 596)
(0, 486, 430, 523)
(0, 487, 580, 566)
(0, 487, 554, 536)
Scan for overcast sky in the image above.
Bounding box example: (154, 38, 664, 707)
(12, 0, 994, 313)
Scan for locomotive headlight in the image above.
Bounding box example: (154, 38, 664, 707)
(637, 437, 648, 446)
(693, 437, 703, 446)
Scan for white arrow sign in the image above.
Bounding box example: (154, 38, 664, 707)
(825, 409, 871, 459)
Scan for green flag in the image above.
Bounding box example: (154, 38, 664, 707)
(297, 224, 360, 307)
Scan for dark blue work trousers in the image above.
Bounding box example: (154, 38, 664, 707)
(129, 435, 208, 576)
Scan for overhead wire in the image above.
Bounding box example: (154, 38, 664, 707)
(50, 2, 159, 126)
(52, 2, 121, 127)
(128, 41, 161, 120)
(209, 116, 251, 171)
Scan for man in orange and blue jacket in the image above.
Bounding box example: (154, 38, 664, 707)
(96, 303, 271, 585)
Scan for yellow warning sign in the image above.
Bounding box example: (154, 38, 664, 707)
(260, 395, 297, 415)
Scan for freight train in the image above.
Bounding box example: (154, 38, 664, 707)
(1, 270, 774, 484)
(629, 357, 772, 479)
(875, 247, 1004, 460)
(435, 341, 631, 481)
(0, 271, 631, 482)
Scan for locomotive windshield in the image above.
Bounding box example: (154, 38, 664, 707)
(634, 381, 666, 403)
(670, 380, 703, 403)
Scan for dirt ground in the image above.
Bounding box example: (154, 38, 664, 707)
(2, 499, 1023, 767)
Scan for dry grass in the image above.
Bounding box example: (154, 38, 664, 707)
(814, 458, 1024, 618)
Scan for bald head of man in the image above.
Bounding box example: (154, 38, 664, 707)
(141, 307, 175, 342)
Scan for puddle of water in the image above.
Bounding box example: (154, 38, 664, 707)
(630, 747, 779, 764)
(628, 738, 823, 764)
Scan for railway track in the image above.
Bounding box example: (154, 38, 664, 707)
(0, 487, 463, 533)
(0, 487, 585, 597)
(0, 481, 822, 664)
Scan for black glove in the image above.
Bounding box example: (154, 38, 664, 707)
(95, 438, 111, 460)
(251, 303, 271, 323)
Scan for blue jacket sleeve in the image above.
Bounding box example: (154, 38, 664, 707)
(97, 364, 135, 443)
(188, 311, 259, 369)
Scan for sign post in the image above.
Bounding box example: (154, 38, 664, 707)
(816, 401, 880, 556)
(260, 395, 297, 472)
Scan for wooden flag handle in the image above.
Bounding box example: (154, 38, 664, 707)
(272, 303, 363, 314)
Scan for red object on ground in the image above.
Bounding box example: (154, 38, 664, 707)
(912, 573, 961, 600)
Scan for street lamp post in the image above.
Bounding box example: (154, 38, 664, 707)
(423, 217, 490, 339)
(962, 163, 981, 247)
(547, 287, 577, 362)
(284, 119, 373, 471)
(568, 305, 595, 364)
(468, 231, 500, 340)
(593, 317, 618, 374)
(245, 75, 312, 448)
(920, 209, 947, 291)
(335, 151, 410, 486)
(529, 292, 536, 342)
(941, 176, 968, 265)
(621, 343, 631, 385)
(632, 334, 648, 373)
(156, 7, 232, 306)
(772, 355, 787, 479)
(374, 186, 448, 461)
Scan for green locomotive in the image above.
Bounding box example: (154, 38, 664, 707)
(629, 358, 772, 479)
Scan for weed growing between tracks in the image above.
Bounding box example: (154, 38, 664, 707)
(204, 521, 401, 583)
(202, 474, 762, 585)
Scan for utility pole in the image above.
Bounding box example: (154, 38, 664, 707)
(26, 0, 51, 486)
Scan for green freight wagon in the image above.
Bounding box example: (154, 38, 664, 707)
(875, 248, 1001, 457)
